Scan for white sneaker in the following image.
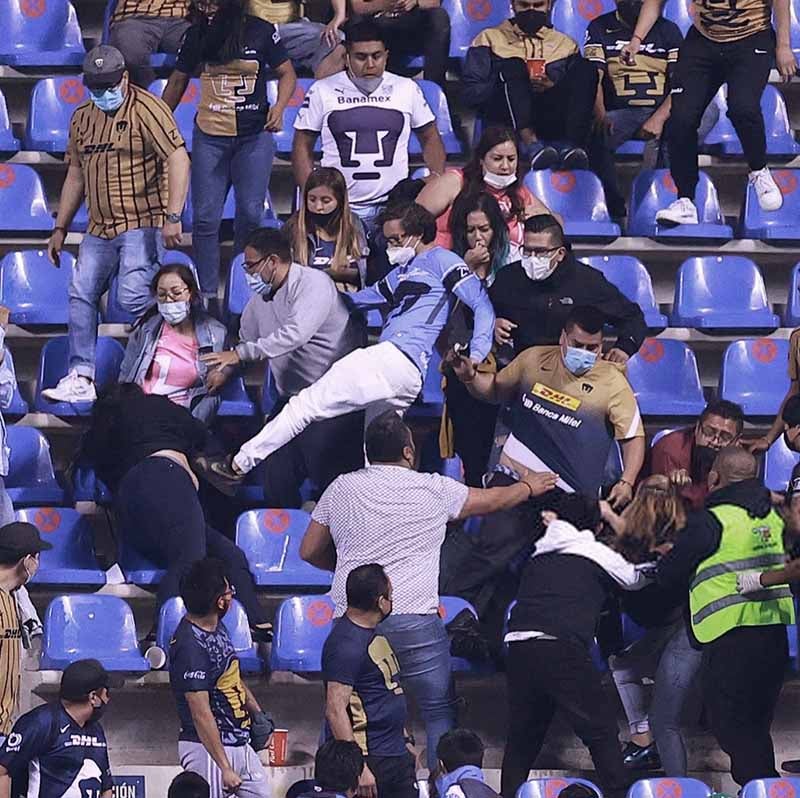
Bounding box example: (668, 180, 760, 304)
(655, 197, 699, 226)
(41, 370, 96, 403)
(749, 167, 783, 211)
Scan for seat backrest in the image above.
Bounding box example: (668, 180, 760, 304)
(267, 79, 314, 152)
(743, 168, 800, 235)
(516, 778, 603, 798)
(663, 0, 695, 33)
(438, 596, 478, 623)
(787, 263, 800, 326)
(6, 426, 57, 487)
(40, 336, 125, 393)
(551, 0, 615, 47)
(441, 0, 509, 59)
(628, 169, 724, 230)
(26, 77, 88, 150)
(741, 779, 800, 798)
(158, 597, 255, 656)
(148, 78, 199, 150)
(271, 595, 336, 672)
(583, 255, 659, 313)
(417, 80, 455, 137)
(17, 507, 96, 572)
(720, 339, 790, 412)
(674, 256, 771, 316)
(763, 437, 800, 491)
(0, 0, 84, 58)
(628, 778, 712, 798)
(525, 170, 611, 222)
(0, 164, 51, 231)
(0, 89, 18, 149)
(0, 250, 74, 324)
(226, 253, 251, 317)
(627, 338, 703, 400)
(706, 86, 793, 146)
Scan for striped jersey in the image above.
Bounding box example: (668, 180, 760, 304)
(0, 587, 20, 736)
(111, 0, 189, 21)
(694, 0, 772, 42)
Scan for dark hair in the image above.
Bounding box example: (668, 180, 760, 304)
(246, 226, 292, 263)
(563, 305, 605, 336)
(785, 395, 800, 428)
(314, 740, 364, 794)
(150, 262, 200, 301)
(180, 558, 229, 615)
(523, 213, 566, 248)
(381, 203, 437, 244)
(450, 192, 510, 278)
(168, 773, 210, 798)
(365, 410, 413, 463)
(345, 21, 387, 48)
(188, 0, 248, 65)
(437, 729, 485, 772)
(700, 399, 745, 434)
(345, 563, 390, 612)
(558, 786, 600, 798)
(541, 491, 602, 532)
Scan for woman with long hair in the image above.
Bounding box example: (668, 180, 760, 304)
(286, 167, 368, 291)
(118, 263, 229, 425)
(162, 0, 296, 299)
(416, 126, 551, 261)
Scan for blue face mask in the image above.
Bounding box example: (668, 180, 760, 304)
(245, 269, 272, 297)
(90, 85, 125, 112)
(158, 300, 190, 326)
(563, 345, 597, 376)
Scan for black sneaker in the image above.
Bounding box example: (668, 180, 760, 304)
(782, 760, 800, 773)
(193, 454, 244, 496)
(622, 741, 662, 770)
(522, 141, 559, 171)
(558, 145, 589, 171)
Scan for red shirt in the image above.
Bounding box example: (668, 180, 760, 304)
(649, 427, 709, 510)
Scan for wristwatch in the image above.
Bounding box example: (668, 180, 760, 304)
(165, 212, 182, 224)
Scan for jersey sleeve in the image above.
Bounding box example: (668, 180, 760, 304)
(583, 20, 607, 66)
(294, 82, 325, 132)
(789, 328, 800, 381)
(257, 17, 290, 68)
(175, 24, 204, 74)
(98, 731, 113, 792)
(608, 375, 644, 440)
(409, 82, 436, 130)
(0, 709, 53, 774)
(322, 629, 360, 686)
(137, 92, 185, 159)
(170, 635, 214, 693)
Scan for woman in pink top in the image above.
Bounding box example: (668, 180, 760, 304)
(416, 126, 552, 261)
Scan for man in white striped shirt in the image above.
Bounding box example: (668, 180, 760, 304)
(300, 411, 558, 774)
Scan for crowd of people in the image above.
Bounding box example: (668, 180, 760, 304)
(1, 0, 800, 796)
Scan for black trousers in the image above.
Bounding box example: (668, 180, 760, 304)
(667, 26, 774, 198)
(116, 456, 267, 625)
(702, 624, 787, 785)
(481, 56, 598, 147)
(501, 638, 629, 798)
(367, 752, 417, 798)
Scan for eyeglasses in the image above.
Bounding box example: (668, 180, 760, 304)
(523, 246, 560, 257)
(156, 286, 190, 301)
(220, 584, 236, 599)
(243, 256, 267, 273)
(698, 424, 737, 445)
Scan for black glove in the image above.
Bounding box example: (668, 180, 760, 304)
(249, 711, 274, 752)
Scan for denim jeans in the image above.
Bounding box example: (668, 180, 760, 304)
(378, 613, 458, 771)
(191, 127, 274, 297)
(69, 229, 162, 379)
(0, 476, 14, 527)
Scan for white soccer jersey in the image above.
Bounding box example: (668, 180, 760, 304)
(294, 71, 436, 213)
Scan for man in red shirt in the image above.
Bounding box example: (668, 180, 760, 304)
(650, 400, 744, 510)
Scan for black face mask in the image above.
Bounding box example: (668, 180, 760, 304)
(617, 0, 643, 28)
(90, 700, 108, 724)
(308, 208, 341, 229)
(692, 444, 718, 479)
(513, 9, 548, 35)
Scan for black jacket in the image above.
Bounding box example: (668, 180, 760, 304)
(488, 253, 648, 358)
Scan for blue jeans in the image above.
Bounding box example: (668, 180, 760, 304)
(69, 229, 162, 379)
(191, 127, 274, 297)
(0, 477, 14, 527)
(379, 613, 458, 771)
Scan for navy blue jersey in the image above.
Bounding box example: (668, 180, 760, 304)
(0, 703, 112, 798)
(321, 617, 407, 757)
(169, 617, 250, 747)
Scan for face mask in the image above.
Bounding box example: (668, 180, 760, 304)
(387, 241, 417, 267)
(563, 345, 597, 376)
(308, 208, 340, 228)
(245, 270, 272, 297)
(692, 444, 718, 478)
(521, 253, 557, 281)
(513, 9, 548, 35)
(483, 169, 517, 190)
(158, 300, 190, 325)
(617, 0, 643, 27)
(90, 699, 108, 723)
(349, 73, 383, 96)
(379, 597, 393, 621)
(90, 85, 125, 112)
(21, 556, 36, 586)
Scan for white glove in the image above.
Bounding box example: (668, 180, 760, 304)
(735, 570, 763, 595)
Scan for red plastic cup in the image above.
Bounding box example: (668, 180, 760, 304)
(268, 729, 288, 766)
(527, 58, 546, 79)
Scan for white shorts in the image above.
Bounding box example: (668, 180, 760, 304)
(178, 741, 268, 798)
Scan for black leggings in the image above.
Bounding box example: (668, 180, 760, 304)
(115, 456, 266, 625)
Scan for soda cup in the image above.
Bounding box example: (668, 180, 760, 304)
(268, 729, 288, 766)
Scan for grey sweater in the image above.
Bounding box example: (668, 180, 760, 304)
(236, 263, 364, 398)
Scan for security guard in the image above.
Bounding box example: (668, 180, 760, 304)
(656, 447, 794, 786)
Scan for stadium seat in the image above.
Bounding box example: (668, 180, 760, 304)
(217, 376, 257, 417)
(34, 336, 126, 416)
(583, 255, 667, 328)
(0, 165, 52, 234)
(225, 253, 251, 318)
(670, 256, 779, 329)
(0, 249, 74, 325)
(69, 203, 88, 233)
(627, 169, 732, 240)
(0, 91, 20, 153)
(628, 779, 712, 798)
(20, 507, 105, 585)
(118, 540, 165, 586)
(741, 169, 800, 242)
(551, 0, 616, 48)
(442, 0, 509, 59)
(763, 437, 800, 492)
(70, 464, 112, 506)
(408, 351, 444, 418)
(6, 426, 66, 506)
(235, 509, 332, 588)
(719, 339, 790, 416)
(626, 339, 706, 416)
(268, 79, 315, 159)
(438, 596, 493, 673)
(741, 780, 800, 798)
(40, 594, 150, 671)
(271, 594, 335, 672)
(103, 2, 175, 68)
(524, 170, 620, 239)
(148, 78, 199, 152)
(0, 0, 85, 67)
(516, 778, 603, 798)
(4, 350, 29, 417)
(260, 366, 280, 416)
(409, 81, 462, 157)
(155, 597, 264, 673)
(25, 77, 88, 153)
(663, 0, 694, 33)
(786, 263, 800, 327)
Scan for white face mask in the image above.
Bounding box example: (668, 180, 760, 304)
(386, 237, 418, 267)
(483, 169, 516, 190)
(521, 253, 557, 281)
(158, 300, 191, 325)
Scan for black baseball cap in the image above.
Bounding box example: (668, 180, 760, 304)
(60, 659, 110, 701)
(0, 521, 52, 563)
(82, 45, 126, 91)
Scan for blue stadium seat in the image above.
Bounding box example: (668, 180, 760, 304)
(6, 426, 66, 506)
(268, 79, 316, 159)
(741, 780, 800, 798)
(551, 0, 616, 48)
(40, 594, 149, 671)
(34, 336, 126, 416)
(438, 596, 493, 673)
(25, 77, 88, 153)
(0, 91, 20, 153)
(0, 164, 52, 234)
(409, 81, 462, 157)
(786, 263, 800, 327)
(260, 366, 280, 416)
(627, 169, 732, 240)
(719, 339, 790, 416)
(218, 376, 257, 418)
(0, 0, 85, 67)
(4, 350, 29, 417)
(442, 0, 508, 59)
(271, 594, 335, 672)
(69, 203, 88, 233)
(20, 507, 105, 585)
(628, 778, 712, 798)
(704, 86, 800, 157)
(583, 255, 666, 328)
(0, 249, 73, 325)
(148, 78, 199, 152)
(71, 464, 112, 505)
(663, 0, 694, 33)
(626, 338, 706, 416)
(225, 253, 251, 318)
(670, 256, 778, 329)
(118, 539, 165, 585)
(408, 351, 444, 419)
(235, 509, 332, 588)
(741, 169, 800, 242)
(763, 437, 800, 492)
(103, 2, 176, 68)
(524, 170, 620, 239)
(516, 778, 603, 798)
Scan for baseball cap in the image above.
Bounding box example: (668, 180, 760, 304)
(60, 659, 110, 701)
(0, 521, 52, 562)
(82, 45, 126, 91)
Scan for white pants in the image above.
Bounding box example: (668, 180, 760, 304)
(178, 741, 268, 798)
(235, 342, 423, 473)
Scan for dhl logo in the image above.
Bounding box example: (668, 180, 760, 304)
(531, 382, 581, 412)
